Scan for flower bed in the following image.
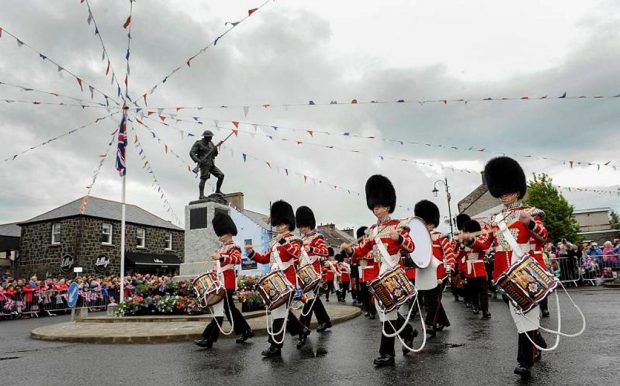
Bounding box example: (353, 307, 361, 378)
(114, 275, 264, 316)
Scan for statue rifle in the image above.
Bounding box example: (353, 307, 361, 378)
(192, 132, 235, 174)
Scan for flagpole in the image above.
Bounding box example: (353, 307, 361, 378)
(119, 106, 128, 303)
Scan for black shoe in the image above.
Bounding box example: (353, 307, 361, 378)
(454, 296, 460, 302)
(402, 329, 418, 356)
(236, 330, 255, 343)
(326, 298, 329, 302)
(194, 338, 213, 349)
(261, 345, 281, 358)
(473, 308, 480, 315)
(296, 328, 310, 349)
(364, 312, 370, 317)
(316, 321, 332, 332)
(542, 310, 550, 318)
(482, 312, 492, 319)
(373, 354, 395, 367)
(426, 325, 436, 338)
(514, 364, 531, 378)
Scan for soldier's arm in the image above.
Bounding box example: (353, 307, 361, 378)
(189, 142, 200, 162)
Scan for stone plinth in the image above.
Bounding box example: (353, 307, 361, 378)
(177, 201, 229, 279)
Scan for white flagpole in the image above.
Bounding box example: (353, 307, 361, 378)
(119, 107, 128, 303)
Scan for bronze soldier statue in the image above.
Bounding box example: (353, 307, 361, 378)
(190, 130, 225, 199)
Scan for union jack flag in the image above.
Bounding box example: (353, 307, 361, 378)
(115, 114, 128, 176)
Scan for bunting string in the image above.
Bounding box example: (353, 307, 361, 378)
(0, 98, 112, 109)
(131, 90, 620, 112)
(0, 80, 111, 107)
(557, 185, 620, 196)
(1, 112, 117, 163)
(145, 112, 619, 172)
(0, 26, 121, 105)
(130, 126, 182, 225)
(80, 0, 126, 104)
(123, 0, 134, 101)
(85, 128, 119, 196)
(132, 0, 272, 107)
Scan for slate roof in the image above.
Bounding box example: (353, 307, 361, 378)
(19, 196, 182, 231)
(0, 223, 21, 237)
(457, 183, 488, 213)
(317, 224, 354, 248)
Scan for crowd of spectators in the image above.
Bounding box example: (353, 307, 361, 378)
(543, 239, 620, 281)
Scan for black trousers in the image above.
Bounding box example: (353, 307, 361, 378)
(379, 313, 415, 356)
(337, 281, 349, 301)
(421, 283, 449, 327)
(360, 282, 376, 315)
(299, 296, 331, 327)
(468, 277, 489, 313)
(268, 310, 305, 348)
(518, 330, 547, 367)
(202, 289, 251, 342)
(322, 280, 334, 300)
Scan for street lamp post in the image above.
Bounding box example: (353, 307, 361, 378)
(432, 177, 454, 237)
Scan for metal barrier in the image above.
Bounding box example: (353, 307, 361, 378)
(579, 254, 619, 286)
(549, 256, 580, 287)
(0, 288, 112, 320)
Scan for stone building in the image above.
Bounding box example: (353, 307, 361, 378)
(0, 222, 20, 272)
(17, 196, 183, 277)
(573, 208, 620, 243)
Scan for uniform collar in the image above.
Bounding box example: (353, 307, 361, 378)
(503, 200, 523, 210)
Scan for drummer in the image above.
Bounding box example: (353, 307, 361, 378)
(354, 226, 378, 320)
(341, 174, 416, 367)
(413, 200, 455, 337)
(296, 205, 333, 332)
(194, 213, 254, 349)
(246, 200, 311, 358)
(461, 157, 548, 378)
(460, 220, 491, 319)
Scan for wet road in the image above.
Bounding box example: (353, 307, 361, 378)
(1, 288, 619, 385)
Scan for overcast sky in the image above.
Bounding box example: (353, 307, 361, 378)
(1, 0, 619, 232)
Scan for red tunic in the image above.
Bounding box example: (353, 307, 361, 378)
(301, 231, 329, 273)
(216, 241, 242, 290)
(430, 230, 456, 281)
(336, 262, 351, 282)
(351, 219, 415, 278)
(460, 246, 487, 279)
(472, 203, 547, 281)
(250, 232, 302, 286)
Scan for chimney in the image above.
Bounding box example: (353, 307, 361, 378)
(225, 192, 244, 210)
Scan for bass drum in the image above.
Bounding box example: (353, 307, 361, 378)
(405, 217, 433, 269)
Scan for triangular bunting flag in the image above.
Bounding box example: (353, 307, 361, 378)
(242, 153, 247, 162)
(232, 129, 239, 136)
(232, 121, 239, 128)
(76, 78, 83, 91)
(243, 106, 249, 117)
(123, 16, 131, 29)
(248, 8, 258, 16)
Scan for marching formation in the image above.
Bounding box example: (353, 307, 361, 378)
(191, 156, 585, 379)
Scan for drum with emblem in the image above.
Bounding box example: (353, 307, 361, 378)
(192, 272, 226, 308)
(495, 256, 558, 313)
(297, 263, 321, 293)
(256, 270, 295, 310)
(368, 266, 417, 312)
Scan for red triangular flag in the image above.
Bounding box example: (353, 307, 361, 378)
(187, 165, 191, 172)
(147, 111, 155, 116)
(76, 77, 83, 91)
(143, 94, 147, 106)
(569, 161, 574, 168)
(232, 129, 239, 136)
(232, 121, 240, 128)
(159, 115, 166, 122)
(186, 59, 191, 67)
(248, 8, 258, 16)
(0, 27, 3, 38)
(136, 117, 143, 125)
(306, 130, 313, 137)
(165, 145, 169, 153)
(351, 99, 358, 104)
(296, 141, 303, 145)
(176, 107, 182, 112)
(123, 16, 131, 29)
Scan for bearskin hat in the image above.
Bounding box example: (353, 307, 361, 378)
(270, 200, 295, 231)
(327, 247, 335, 257)
(484, 156, 527, 199)
(295, 206, 316, 229)
(462, 219, 481, 233)
(456, 214, 471, 231)
(356, 226, 368, 240)
(212, 212, 237, 237)
(365, 174, 396, 213)
(414, 200, 440, 227)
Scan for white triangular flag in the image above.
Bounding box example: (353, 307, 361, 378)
(243, 106, 250, 117)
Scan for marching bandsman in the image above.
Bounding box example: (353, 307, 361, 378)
(321, 258, 336, 302)
(354, 226, 378, 319)
(414, 200, 455, 337)
(194, 213, 254, 349)
(296, 206, 333, 332)
(452, 214, 471, 304)
(462, 157, 548, 378)
(246, 200, 311, 358)
(341, 175, 416, 367)
(460, 220, 491, 319)
(335, 257, 351, 302)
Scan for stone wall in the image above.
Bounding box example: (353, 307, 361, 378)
(17, 216, 184, 277)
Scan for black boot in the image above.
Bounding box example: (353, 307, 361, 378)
(194, 338, 213, 349)
(402, 329, 418, 356)
(296, 327, 311, 349)
(373, 354, 395, 367)
(261, 345, 281, 358)
(236, 329, 255, 343)
(482, 312, 492, 319)
(316, 321, 332, 332)
(514, 363, 531, 378)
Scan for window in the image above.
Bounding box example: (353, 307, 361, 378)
(101, 223, 113, 245)
(51, 223, 61, 245)
(165, 233, 173, 250)
(136, 228, 146, 248)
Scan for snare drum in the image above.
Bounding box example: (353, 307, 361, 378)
(297, 264, 321, 293)
(256, 270, 294, 310)
(192, 272, 226, 308)
(368, 267, 417, 312)
(495, 256, 559, 313)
